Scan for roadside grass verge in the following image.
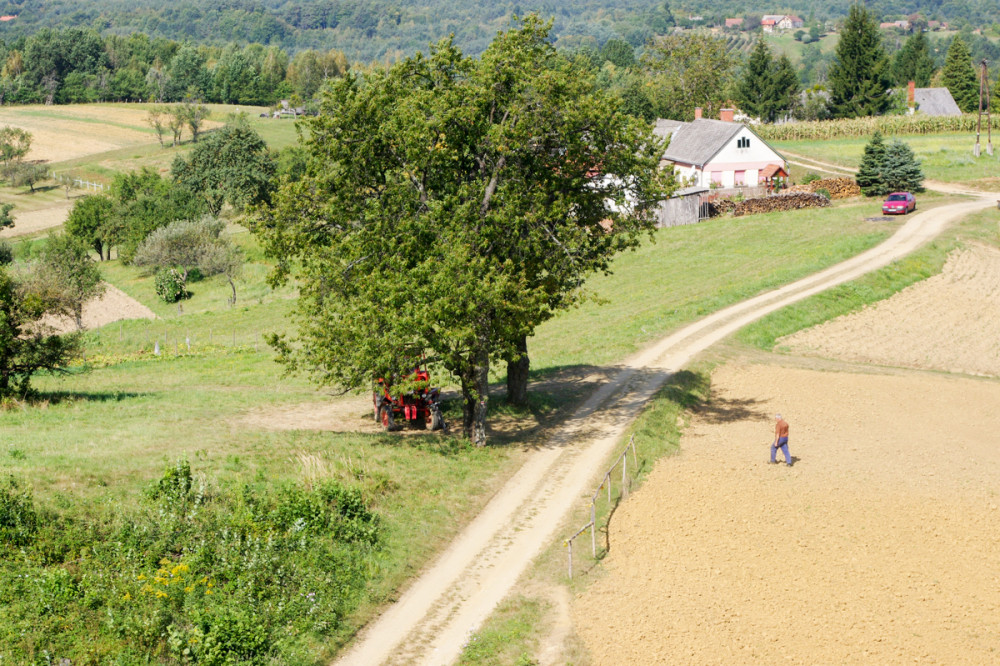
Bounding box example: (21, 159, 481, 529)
(773, 133, 1000, 190)
(459, 596, 546, 666)
(737, 207, 1000, 350)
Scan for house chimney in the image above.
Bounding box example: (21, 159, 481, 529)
(719, 108, 735, 123)
(694, 107, 703, 120)
(907, 80, 915, 106)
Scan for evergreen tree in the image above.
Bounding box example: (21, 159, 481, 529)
(882, 140, 925, 192)
(737, 40, 772, 120)
(856, 131, 888, 196)
(828, 4, 891, 118)
(769, 54, 800, 122)
(941, 36, 978, 113)
(891, 32, 935, 87)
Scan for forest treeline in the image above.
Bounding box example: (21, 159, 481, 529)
(0, 0, 997, 61)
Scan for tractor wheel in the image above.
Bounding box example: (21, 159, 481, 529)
(379, 403, 401, 432)
(430, 403, 446, 431)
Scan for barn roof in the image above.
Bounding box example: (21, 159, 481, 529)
(660, 119, 743, 167)
(914, 88, 962, 116)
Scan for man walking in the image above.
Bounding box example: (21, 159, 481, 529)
(770, 413, 792, 466)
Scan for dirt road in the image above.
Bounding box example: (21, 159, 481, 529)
(333, 193, 998, 666)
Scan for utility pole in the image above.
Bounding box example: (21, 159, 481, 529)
(974, 59, 992, 157)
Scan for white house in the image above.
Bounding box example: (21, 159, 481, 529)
(761, 14, 804, 31)
(654, 110, 788, 190)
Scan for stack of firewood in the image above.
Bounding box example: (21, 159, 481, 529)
(786, 177, 861, 199)
(732, 192, 831, 216)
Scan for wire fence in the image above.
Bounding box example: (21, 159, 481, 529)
(79, 320, 270, 364)
(565, 434, 638, 578)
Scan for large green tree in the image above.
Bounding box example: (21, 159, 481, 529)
(642, 32, 739, 121)
(738, 42, 799, 123)
(828, 4, 892, 118)
(255, 18, 670, 444)
(941, 36, 978, 113)
(65, 194, 114, 260)
(891, 32, 935, 87)
(172, 115, 275, 216)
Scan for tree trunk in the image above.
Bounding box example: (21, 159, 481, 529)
(505, 334, 529, 406)
(227, 277, 237, 305)
(460, 347, 490, 446)
(94, 240, 103, 261)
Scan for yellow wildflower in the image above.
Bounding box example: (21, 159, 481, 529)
(155, 591, 168, 599)
(205, 589, 212, 595)
(137, 574, 146, 581)
(184, 586, 194, 593)
(123, 592, 131, 600)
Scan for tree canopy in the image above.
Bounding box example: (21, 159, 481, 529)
(0, 268, 81, 398)
(172, 116, 276, 216)
(737, 40, 799, 123)
(828, 4, 892, 119)
(642, 32, 739, 121)
(255, 18, 672, 444)
(941, 36, 978, 113)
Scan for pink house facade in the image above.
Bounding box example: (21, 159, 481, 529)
(654, 111, 787, 189)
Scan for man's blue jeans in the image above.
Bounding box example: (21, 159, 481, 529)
(771, 437, 791, 464)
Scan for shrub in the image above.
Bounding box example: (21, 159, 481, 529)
(0, 476, 38, 548)
(815, 188, 831, 199)
(154, 267, 188, 303)
(0, 240, 12, 265)
(0, 460, 386, 662)
(801, 172, 821, 184)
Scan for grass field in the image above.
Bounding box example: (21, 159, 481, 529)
(774, 133, 1000, 190)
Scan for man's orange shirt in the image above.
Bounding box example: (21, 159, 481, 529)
(775, 419, 789, 438)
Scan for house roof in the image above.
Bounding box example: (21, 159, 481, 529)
(914, 87, 962, 116)
(660, 119, 743, 167)
(760, 164, 788, 179)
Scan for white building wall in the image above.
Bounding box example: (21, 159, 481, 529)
(667, 127, 784, 189)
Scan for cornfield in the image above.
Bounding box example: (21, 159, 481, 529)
(755, 114, 1000, 141)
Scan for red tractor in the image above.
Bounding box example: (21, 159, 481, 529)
(373, 367, 446, 432)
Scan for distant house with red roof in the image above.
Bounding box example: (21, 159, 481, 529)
(725, 18, 744, 29)
(0, 15, 17, 22)
(761, 15, 803, 32)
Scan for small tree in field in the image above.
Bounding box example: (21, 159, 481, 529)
(882, 141, 924, 193)
(133, 216, 245, 301)
(856, 132, 887, 196)
(0, 126, 31, 172)
(65, 195, 114, 260)
(28, 234, 105, 330)
(856, 132, 924, 196)
(0, 268, 81, 397)
(146, 105, 167, 147)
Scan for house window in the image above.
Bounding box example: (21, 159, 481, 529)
(737, 136, 750, 149)
(711, 171, 723, 185)
(734, 170, 746, 186)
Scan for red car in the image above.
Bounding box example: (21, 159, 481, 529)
(882, 192, 916, 215)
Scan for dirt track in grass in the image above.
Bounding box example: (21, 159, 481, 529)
(572, 362, 1000, 665)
